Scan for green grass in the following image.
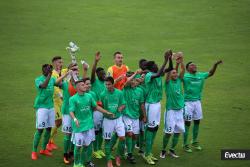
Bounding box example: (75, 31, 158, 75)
(0, 0, 250, 166)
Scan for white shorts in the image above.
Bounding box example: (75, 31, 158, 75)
(36, 108, 55, 129)
(72, 128, 95, 146)
(93, 111, 103, 131)
(184, 101, 203, 121)
(139, 120, 145, 132)
(102, 117, 125, 139)
(123, 115, 140, 135)
(62, 115, 72, 134)
(164, 109, 185, 134)
(145, 102, 161, 128)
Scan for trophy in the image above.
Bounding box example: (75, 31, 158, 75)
(172, 52, 184, 60)
(66, 42, 80, 64)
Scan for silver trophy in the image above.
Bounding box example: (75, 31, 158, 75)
(66, 42, 80, 64)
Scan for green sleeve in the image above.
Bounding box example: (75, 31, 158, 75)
(145, 72, 152, 84)
(61, 81, 67, 91)
(119, 91, 126, 106)
(69, 97, 75, 113)
(35, 78, 42, 89)
(202, 72, 209, 79)
(52, 77, 56, 85)
(100, 92, 104, 103)
(91, 96, 97, 108)
(139, 90, 144, 103)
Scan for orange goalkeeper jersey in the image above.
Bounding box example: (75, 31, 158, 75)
(107, 65, 129, 90)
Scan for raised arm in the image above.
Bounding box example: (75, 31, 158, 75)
(208, 60, 223, 77)
(151, 50, 172, 79)
(165, 71, 171, 83)
(179, 57, 185, 79)
(124, 70, 140, 87)
(39, 66, 53, 88)
(91, 51, 101, 83)
(164, 56, 173, 73)
(55, 70, 71, 85)
(82, 62, 89, 79)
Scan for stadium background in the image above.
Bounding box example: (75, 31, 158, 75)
(0, 0, 249, 166)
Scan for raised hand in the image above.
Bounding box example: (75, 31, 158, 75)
(215, 60, 223, 65)
(164, 49, 173, 61)
(176, 56, 184, 64)
(95, 51, 101, 62)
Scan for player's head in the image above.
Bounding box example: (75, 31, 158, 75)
(75, 79, 86, 93)
(186, 62, 197, 73)
(139, 59, 147, 70)
(130, 78, 138, 88)
(126, 71, 136, 87)
(146, 61, 158, 73)
(105, 76, 114, 91)
(83, 77, 91, 91)
(170, 69, 178, 80)
(42, 64, 53, 76)
(52, 56, 63, 71)
(96, 67, 106, 81)
(114, 51, 123, 66)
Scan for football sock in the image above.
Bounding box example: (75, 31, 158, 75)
(171, 133, 180, 150)
(42, 129, 51, 150)
(162, 133, 171, 150)
(117, 139, 125, 157)
(184, 124, 190, 146)
(105, 140, 111, 161)
(126, 136, 132, 154)
(193, 123, 200, 143)
(32, 130, 43, 152)
(64, 135, 71, 153)
(145, 130, 154, 156)
(74, 146, 81, 165)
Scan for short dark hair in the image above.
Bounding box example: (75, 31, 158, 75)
(105, 76, 114, 84)
(113, 51, 122, 58)
(139, 59, 147, 65)
(96, 67, 104, 73)
(52, 56, 62, 62)
(42, 64, 50, 69)
(75, 79, 84, 85)
(82, 77, 90, 83)
(186, 62, 193, 70)
(145, 61, 155, 71)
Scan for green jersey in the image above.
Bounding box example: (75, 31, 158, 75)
(34, 75, 56, 109)
(183, 72, 209, 101)
(135, 74, 147, 99)
(100, 88, 126, 119)
(123, 86, 144, 119)
(61, 81, 71, 115)
(165, 78, 184, 110)
(145, 72, 162, 103)
(91, 78, 105, 100)
(88, 90, 98, 102)
(69, 93, 97, 133)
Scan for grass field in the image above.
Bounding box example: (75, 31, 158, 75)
(0, 0, 250, 167)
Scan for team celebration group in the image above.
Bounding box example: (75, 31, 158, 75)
(31, 50, 222, 167)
